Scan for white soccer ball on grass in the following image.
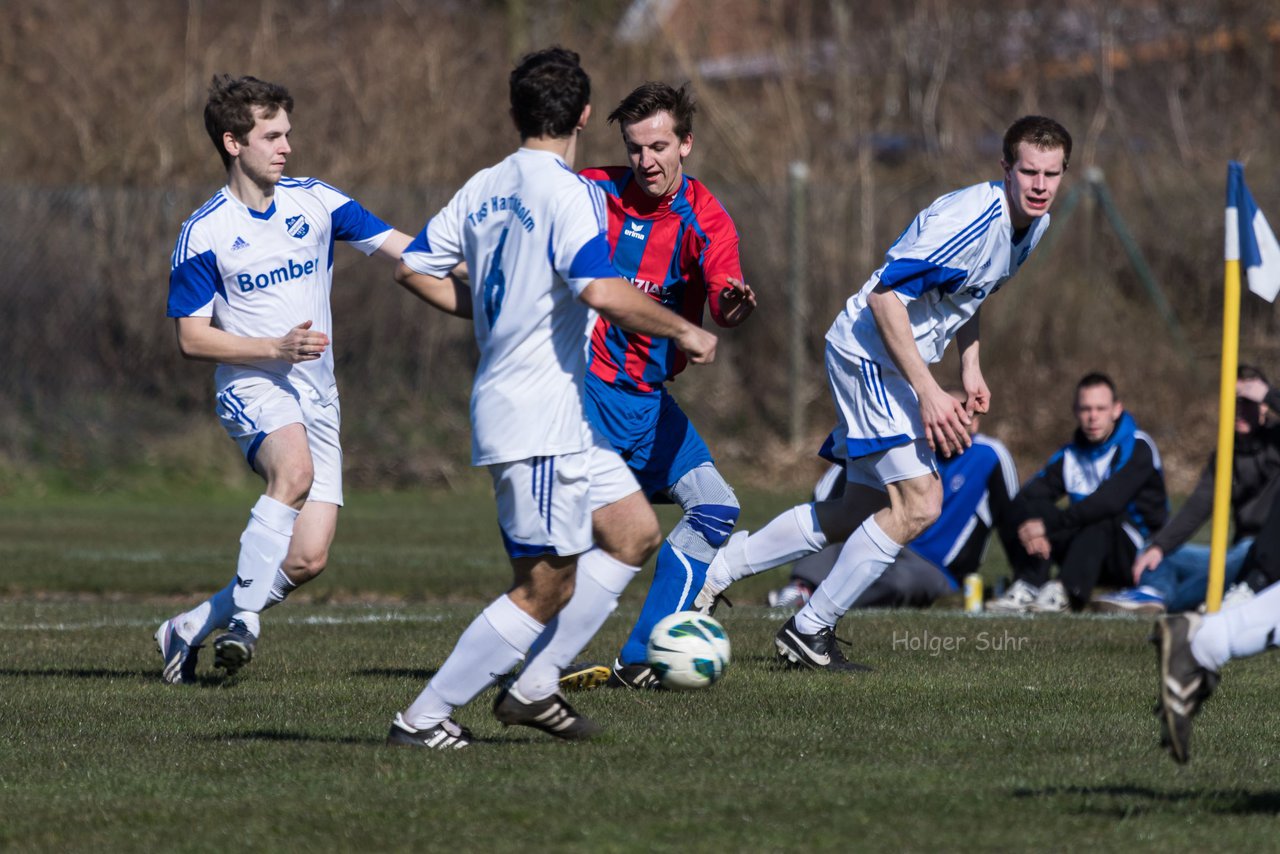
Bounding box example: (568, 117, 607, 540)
(645, 610, 731, 690)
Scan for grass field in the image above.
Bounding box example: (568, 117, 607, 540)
(2, 487, 1278, 852)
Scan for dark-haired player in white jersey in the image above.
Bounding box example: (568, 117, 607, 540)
(386, 48, 716, 749)
(696, 116, 1072, 671)
(158, 74, 411, 684)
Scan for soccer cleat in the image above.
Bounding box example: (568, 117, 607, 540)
(154, 618, 200, 685)
(1092, 586, 1167, 616)
(386, 712, 472, 750)
(1151, 613, 1220, 764)
(774, 617, 872, 672)
(767, 580, 814, 611)
(692, 530, 747, 616)
(212, 620, 257, 677)
(985, 579, 1040, 613)
(1029, 579, 1069, 613)
(606, 659, 662, 690)
(492, 687, 600, 740)
(1221, 581, 1256, 611)
(558, 661, 612, 692)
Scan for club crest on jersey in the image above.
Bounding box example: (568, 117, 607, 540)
(286, 215, 310, 239)
(623, 219, 648, 240)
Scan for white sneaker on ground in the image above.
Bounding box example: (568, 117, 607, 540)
(767, 580, 813, 611)
(1221, 581, 1256, 610)
(986, 579, 1039, 613)
(1029, 579, 1069, 613)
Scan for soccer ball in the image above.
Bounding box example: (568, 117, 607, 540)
(646, 611, 731, 690)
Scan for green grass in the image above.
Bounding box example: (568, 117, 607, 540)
(1, 490, 1277, 852)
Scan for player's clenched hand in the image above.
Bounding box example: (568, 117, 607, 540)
(919, 384, 971, 458)
(676, 324, 717, 364)
(719, 277, 757, 325)
(963, 373, 991, 417)
(1131, 546, 1164, 585)
(275, 320, 330, 363)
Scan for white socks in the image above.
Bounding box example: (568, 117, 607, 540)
(795, 516, 901, 635)
(176, 495, 298, 645)
(406, 594, 544, 730)
(1191, 580, 1280, 672)
(515, 548, 640, 701)
(230, 496, 299, 613)
(707, 504, 828, 590)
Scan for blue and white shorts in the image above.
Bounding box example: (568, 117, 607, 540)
(489, 428, 640, 559)
(215, 377, 344, 506)
(824, 343, 937, 489)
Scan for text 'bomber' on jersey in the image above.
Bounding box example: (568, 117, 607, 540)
(235, 256, 321, 292)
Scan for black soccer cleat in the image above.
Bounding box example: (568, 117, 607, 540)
(1151, 614, 1219, 764)
(775, 616, 872, 672)
(386, 713, 472, 750)
(212, 622, 257, 678)
(492, 687, 600, 741)
(606, 659, 662, 690)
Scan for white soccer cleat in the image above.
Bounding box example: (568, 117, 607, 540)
(986, 579, 1040, 613)
(1029, 579, 1069, 613)
(692, 530, 748, 616)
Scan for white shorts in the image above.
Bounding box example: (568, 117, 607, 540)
(489, 430, 639, 559)
(215, 377, 344, 506)
(824, 343, 937, 489)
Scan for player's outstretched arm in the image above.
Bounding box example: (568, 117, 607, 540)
(174, 316, 330, 365)
(373, 230, 414, 262)
(714, 276, 757, 327)
(581, 276, 716, 364)
(956, 311, 990, 416)
(867, 286, 970, 457)
(394, 262, 473, 319)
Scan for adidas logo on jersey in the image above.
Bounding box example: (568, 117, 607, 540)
(286, 215, 310, 239)
(231, 236, 250, 252)
(623, 219, 647, 240)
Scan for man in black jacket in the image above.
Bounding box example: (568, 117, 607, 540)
(1095, 365, 1280, 614)
(988, 373, 1168, 612)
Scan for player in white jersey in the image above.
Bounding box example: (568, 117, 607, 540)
(695, 116, 1072, 671)
(155, 75, 411, 684)
(384, 48, 716, 749)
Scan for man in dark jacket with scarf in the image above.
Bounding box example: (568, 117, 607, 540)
(988, 372, 1168, 612)
(1095, 364, 1280, 614)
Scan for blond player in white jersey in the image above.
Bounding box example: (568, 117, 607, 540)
(156, 75, 412, 684)
(385, 48, 716, 749)
(695, 116, 1072, 672)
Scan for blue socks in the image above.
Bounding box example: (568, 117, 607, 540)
(619, 540, 710, 665)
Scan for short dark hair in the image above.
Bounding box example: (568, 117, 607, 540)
(607, 82, 696, 139)
(509, 47, 591, 140)
(1002, 115, 1072, 170)
(1075, 371, 1118, 401)
(204, 74, 293, 170)
(1239, 363, 1270, 385)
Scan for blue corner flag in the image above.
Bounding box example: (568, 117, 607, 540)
(1227, 161, 1280, 302)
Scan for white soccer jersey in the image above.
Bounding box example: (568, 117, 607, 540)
(827, 180, 1049, 365)
(400, 147, 618, 466)
(167, 178, 394, 401)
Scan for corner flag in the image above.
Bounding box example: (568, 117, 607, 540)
(1227, 161, 1280, 302)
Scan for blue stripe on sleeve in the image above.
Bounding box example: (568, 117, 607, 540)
(331, 199, 392, 243)
(926, 200, 1000, 265)
(406, 222, 433, 255)
(167, 250, 223, 317)
(877, 257, 968, 298)
(568, 233, 619, 280)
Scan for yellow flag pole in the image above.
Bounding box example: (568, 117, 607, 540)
(1206, 258, 1242, 612)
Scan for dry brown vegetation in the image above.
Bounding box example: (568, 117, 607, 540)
(2, 0, 1279, 493)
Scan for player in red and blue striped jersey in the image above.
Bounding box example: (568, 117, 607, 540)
(571, 82, 756, 688)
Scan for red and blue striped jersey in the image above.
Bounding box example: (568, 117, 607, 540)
(581, 166, 743, 392)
